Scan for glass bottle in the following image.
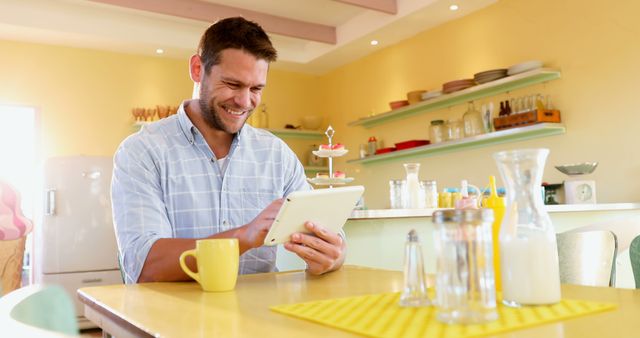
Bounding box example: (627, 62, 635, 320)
(399, 229, 431, 307)
(463, 102, 485, 137)
(494, 148, 561, 307)
(403, 163, 422, 208)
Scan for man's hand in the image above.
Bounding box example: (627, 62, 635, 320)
(283, 221, 346, 275)
(237, 198, 284, 253)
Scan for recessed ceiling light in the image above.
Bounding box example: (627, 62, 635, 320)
(449, 4, 459, 11)
(370, 40, 379, 46)
(156, 48, 164, 54)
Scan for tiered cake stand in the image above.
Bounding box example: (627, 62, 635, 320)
(306, 125, 354, 188)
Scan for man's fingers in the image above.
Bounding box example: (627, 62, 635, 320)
(290, 232, 341, 260)
(303, 222, 342, 246)
(284, 242, 333, 272)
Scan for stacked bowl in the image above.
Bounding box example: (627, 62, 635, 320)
(473, 68, 508, 84)
(442, 79, 475, 94)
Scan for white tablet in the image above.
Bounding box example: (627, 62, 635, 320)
(263, 186, 365, 246)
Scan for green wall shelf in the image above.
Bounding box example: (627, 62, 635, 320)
(348, 68, 561, 129)
(265, 128, 324, 140)
(346, 123, 566, 165)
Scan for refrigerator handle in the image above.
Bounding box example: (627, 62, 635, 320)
(45, 189, 56, 215)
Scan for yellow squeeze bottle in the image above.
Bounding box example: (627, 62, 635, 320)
(482, 175, 506, 291)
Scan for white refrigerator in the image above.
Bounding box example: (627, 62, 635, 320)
(34, 156, 122, 329)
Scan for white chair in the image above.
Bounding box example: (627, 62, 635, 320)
(0, 284, 79, 337)
(556, 230, 617, 287)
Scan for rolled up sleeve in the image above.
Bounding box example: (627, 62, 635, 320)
(111, 136, 172, 284)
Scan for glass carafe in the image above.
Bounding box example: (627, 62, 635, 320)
(403, 163, 423, 208)
(494, 149, 561, 307)
(463, 102, 485, 137)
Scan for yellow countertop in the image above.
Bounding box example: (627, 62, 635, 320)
(78, 265, 640, 338)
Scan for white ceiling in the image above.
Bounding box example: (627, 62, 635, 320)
(0, 0, 496, 74)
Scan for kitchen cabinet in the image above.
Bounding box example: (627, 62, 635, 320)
(348, 68, 561, 128)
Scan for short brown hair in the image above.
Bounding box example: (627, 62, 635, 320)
(198, 17, 277, 73)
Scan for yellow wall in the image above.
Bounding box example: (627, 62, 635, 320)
(2, 0, 639, 206)
(0, 40, 321, 160)
(320, 0, 640, 207)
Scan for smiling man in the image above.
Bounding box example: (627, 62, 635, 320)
(111, 17, 346, 284)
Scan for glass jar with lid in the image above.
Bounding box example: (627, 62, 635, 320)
(429, 120, 445, 144)
(445, 119, 463, 141)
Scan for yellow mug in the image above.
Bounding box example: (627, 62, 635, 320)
(179, 238, 239, 292)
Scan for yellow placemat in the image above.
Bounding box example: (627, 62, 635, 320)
(271, 292, 616, 338)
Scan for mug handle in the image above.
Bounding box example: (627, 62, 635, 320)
(179, 249, 200, 283)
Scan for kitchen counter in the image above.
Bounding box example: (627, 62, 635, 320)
(278, 203, 640, 289)
(349, 203, 640, 219)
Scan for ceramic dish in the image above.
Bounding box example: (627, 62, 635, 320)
(406, 90, 426, 104)
(507, 60, 543, 75)
(474, 68, 507, 77)
(555, 162, 598, 175)
(475, 73, 508, 84)
(394, 140, 430, 150)
(442, 84, 474, 94)
(312, 149, 349, 157)
(375, 147, 396, 155)
(389, 100, 410, 110)
(306, 177, 355, 186)
(421, 90, 443, 100)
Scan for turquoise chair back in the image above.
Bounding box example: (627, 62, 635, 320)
(631, 235, 640, 289)
(0, 284, 79, 336)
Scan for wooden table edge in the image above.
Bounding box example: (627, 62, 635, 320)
(77, 288, 153, 338)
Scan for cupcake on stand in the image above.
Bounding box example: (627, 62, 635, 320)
(307, 125, 354, 188)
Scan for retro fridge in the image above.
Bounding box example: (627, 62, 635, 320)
(33, 156, 122, 329)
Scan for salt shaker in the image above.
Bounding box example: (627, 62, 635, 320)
(399, 229, 431, 307)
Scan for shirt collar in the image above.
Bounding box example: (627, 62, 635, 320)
(177, 101, 197, 144)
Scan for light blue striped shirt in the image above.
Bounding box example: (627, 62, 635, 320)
(112, 103, 310, 283)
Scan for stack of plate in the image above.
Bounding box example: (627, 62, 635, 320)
(442, 79, 475, 94)
(421, 90, 442, 101)
(507, 60, 543, 75)
(474, 68, 508, 84)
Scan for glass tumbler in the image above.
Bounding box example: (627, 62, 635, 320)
(389, 179, 405, 209)
(432, 209, 498, 324)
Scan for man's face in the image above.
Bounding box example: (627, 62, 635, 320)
(198, 49, 268, 134)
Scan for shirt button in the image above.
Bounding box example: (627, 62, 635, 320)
(189, 139, 194, 144)
(210, 158, 215, 163)
(222, 220, 227, 225)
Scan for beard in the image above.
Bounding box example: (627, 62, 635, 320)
(197, 82, 253, 134)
